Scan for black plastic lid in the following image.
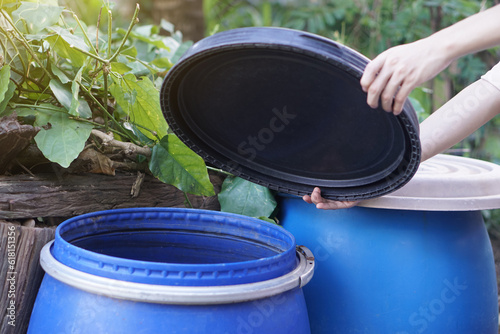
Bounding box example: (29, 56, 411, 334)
(160, 27, 421, 201)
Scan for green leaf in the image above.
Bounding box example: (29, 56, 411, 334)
(171, 41, 192, 64)
(0, 65, 13, 106)
(149, 134, 215, 196)
(150, 57, 172, 69)
(116, 27, 169, 50)
(257, 216, 279, 225)
(47, 26, 89, 67)
(0, 69, 16, 115)
(0, 81, 16, 116)
(110, 75, 168, 140)
(121, 46, 137, 57)
(49, 76, 91, 118)
(218, 176, 277, 218)
(49, 79, 73, 112)
(110, 62, 132, 74)
(34, 111, 93, 168)
(160, 19, 175, 34)
(69, 66, 91, 118)
(51, 66, 71, 84)
(12, 2, 63, 34)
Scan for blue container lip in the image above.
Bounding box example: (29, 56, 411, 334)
(52, 208, 297, 286)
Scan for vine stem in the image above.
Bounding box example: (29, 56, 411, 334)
(103, 65, 110, 133)
(9, 66, 47, 91)
(128, 121, 161, 141)
(77, 83, 141, 145)
(183, 192, 194, 208)
(0, 11, 55, 80)
(108, 3, 140, 63)
(11, 103, 63, 112)
(206, 166, 233, 176)
(71, 11, 99, 56)
(107, 8, 113, 57)
(70, 46, 107, 63)
(0, 20, 27, 74)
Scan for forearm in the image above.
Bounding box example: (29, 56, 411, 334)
(430, 5, 500, 62)
(419, 79, 500, 162)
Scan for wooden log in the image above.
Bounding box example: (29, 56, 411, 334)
(0, 222, 56, 334)
(0, 172, 222, 220)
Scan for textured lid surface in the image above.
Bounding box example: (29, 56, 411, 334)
(359, 154, 500, 211)
(161, 27, 421, 201)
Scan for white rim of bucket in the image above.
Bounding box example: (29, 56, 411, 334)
(39, 241, 315, 305)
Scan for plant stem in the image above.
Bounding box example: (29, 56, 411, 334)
(206, 166, 233, 176)
(0, 11, 55, 80)
(11, 103, 64, 112)
(71, 117, 130, 139)
(107, 8, 113, 57)
(0, 22, 27, 74)
(129, 121, 161, 141)
(183, 192, 194, 208)
(107, 3, 140, 63)
(103, 65, 110, 132)
(72, 12, 99, 56)
(9, 66, 47, 91)
(70, 45, 107, 63)
(78, 83, 141, 146)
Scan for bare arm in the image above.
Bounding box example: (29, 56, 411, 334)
(304, 5, 500, 210)
(420, 79, 500, 161)
(360, 5, 500, 114)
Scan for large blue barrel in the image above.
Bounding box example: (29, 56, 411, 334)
(280, 155, 500, 333)
(28, 208, 314, 333)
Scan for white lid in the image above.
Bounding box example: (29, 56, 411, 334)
(359, 154, 500, 211)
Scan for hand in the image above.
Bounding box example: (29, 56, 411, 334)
(360, 37, 453, 115)
(303, 187, 359, 210)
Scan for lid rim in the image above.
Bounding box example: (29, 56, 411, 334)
(161, 27, 421, 201)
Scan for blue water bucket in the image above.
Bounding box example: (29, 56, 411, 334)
(28, 208, 314, 334)
(279, 195, 498, 334)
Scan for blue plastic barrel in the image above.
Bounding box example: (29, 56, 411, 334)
(279, 194, 498, 334)
(28, 208, 314, 334)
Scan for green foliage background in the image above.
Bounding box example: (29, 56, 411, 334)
(0, 0, 214, 200)
(2, 0, 500, 225)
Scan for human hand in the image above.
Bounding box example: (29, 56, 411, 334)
(360, 37, 453, 115)
(303, 187, 359, 210)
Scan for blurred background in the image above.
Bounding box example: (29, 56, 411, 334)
(63, 0, 500, 225)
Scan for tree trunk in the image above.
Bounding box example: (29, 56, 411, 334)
(152, 0, 205, 42)
(0, 222, 56, 334)
(0, 171, 223, 220)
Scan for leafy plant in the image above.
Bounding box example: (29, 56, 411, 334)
(0, 1, 214, 197)
(218, 176, 278, 223)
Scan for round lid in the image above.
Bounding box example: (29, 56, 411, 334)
(359, 154, 500, 211)
(160, 27, 421, 201)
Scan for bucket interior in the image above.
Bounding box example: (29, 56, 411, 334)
(70, 229, 282, 264)
(51, 208, 297, 286)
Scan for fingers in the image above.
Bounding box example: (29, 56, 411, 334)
(362, 59, 393, 110)
(310, 187, 323, 204)
(392, 83, 413, 115)
(302, 194, 313, 204)
(360, 55, 385, 93)
(361, 47, 414, 114)
(302, 187, 359, 210)
(316, 200, 359, 210)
